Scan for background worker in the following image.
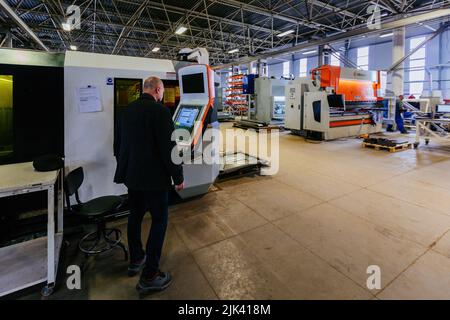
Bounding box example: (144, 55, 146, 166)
(387, 94, 408, 134)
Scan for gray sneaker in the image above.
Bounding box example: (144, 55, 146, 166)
(136, 271, 172, 293)
(127, 256, 146, 277)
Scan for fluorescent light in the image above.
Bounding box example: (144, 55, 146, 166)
(152, 47, 160, 52)
(277, 29, 295, 37)
(62, 22, 71, 31)
(379, 32, 393, 38)
(302, 50, 317, 55)
(175, 26, 188, 35)
(228, 48, 239, 54)
(70, 45, 77, 50)
(423, 24, 437, 32)
(381, 12, 388, 17)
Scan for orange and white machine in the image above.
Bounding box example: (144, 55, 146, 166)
(285, 65, 384, 140)
(172, 64, 219, 199)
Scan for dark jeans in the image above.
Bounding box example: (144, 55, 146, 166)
(127, 189, 169, 276)
(387, 109, 406, 133)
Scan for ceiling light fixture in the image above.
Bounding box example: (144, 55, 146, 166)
(175, 26, 188, 35)
(302, 50, 317, 55)
(70, 45, 77, 50)
(277, 29, 295, 37)
(62, 23, 72, 31)
(379, 32, 393, 38)
(152, 47, 160, 52)
(228, 48, 239, 54)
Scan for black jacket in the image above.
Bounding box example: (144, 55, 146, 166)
(114, 94, 184, 191)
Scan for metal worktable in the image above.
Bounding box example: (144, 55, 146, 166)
(0, 162, 64, 297)
(414, 118, 450, 148)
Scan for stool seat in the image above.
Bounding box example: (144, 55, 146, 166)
(77, 196, 123, 217)
(65, 167, 128, 261)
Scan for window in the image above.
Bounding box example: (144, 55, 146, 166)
(299, 58, 307, 77)
(408, 36, 426, 96)
(0, 75, 13, 158)
(330, 52, 340, 66)
(283, 61, 290, 77)
(380, 71, 387, 97)
(357, 46, 369, 70)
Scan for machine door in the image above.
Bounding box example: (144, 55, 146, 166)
(284, 82, 302, 131)
(0, 75, 13, 160)
(303, 92, 329, 132)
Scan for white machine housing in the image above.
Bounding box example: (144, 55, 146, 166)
(64, 51, 178, 201)
(252, 77, 290, 123)
(285, 77, 320, 131)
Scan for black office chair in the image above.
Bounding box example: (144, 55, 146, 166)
(65, 167, 128, 260)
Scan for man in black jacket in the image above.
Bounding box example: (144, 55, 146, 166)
(114, 76, 184, 292)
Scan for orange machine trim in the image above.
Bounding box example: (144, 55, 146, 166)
(312, 65, 381, 102)
(329, 118, 372, 128)
(192, 64, 215, 147)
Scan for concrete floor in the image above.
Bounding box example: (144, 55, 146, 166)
(14, 126, 450, 300)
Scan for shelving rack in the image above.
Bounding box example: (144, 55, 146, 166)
(224, 73, 248, 116)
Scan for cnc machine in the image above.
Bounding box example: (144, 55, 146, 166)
(172, 64, 220, 199)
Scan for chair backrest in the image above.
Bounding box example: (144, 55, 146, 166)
(65, 167, 84, 208)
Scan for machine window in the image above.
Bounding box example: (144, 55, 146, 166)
(313, 100, 321, 122)
(182, 73, 205, 93)
(0, 75, 13, 158)
(113, 78, 143, 150)
(114, 78, 142, 110)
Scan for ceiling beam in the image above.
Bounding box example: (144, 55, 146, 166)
(387, 22, 449, 71)
(0, 0, 49, 51)
(112, 0, 148, 54)
(213, 7, 450, 69)
(210, 0, 344, 31)
(309, 0, 358, 19)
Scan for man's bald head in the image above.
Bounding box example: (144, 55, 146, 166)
(143, 76, 164, 102)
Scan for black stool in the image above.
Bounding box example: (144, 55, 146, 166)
(65, 167, 128, 260)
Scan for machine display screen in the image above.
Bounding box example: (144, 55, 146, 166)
(436, 104, 450, 113)
(182, 73, 205, 94)
(174, 105, 202, 135)
(328, 94, 345, 109)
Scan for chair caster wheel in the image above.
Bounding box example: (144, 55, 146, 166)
(41, 285, 54, 297)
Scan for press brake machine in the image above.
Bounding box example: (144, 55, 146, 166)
(285, 65, 384, 140)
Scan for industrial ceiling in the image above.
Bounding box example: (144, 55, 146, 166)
(0, 0, 449, 66)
